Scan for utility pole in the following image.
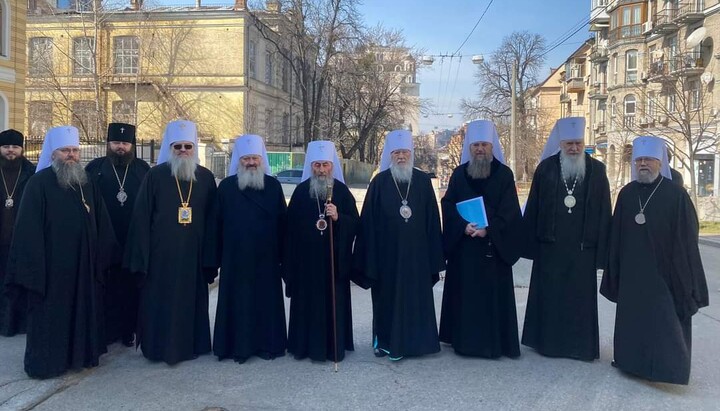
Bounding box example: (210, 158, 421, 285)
(510, 60, 517, 177)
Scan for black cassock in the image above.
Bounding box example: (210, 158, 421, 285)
(124, 163, 217, 365)
(86, 157, 150, 344)
(0, 158, 35, 336)
(600, 175, 708, 385)
(355, 169, 444, 359)
(285, 179, 358, 362)
(5, 168, 117, 378)
(439, 160, 521, 358)
(212, 175, 287, 362)
(521, 153, 611, 361)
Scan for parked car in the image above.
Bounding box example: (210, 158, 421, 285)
(275, 168, 303, 184)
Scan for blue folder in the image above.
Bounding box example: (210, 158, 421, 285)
(456, 196, 489, 228)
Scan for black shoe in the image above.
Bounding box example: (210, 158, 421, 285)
(374, 348, 387, 358)
(611, 360, 618, 368)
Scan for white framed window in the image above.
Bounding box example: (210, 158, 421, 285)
(73, 37, 95, 75)
(625, 49, 638, 83)
(113, 36, 139, 75)
(689, 80, 701, 110)
(667, 93, 676, 112)
(647, 92, 656, 117)
(28, 101, 52, 136)
(29, 37, 53, 76)
(264, 50, 273, 86)
(248, 40, 256, 79)
(71, 100, 101, 139)
(112, 100, 136, 124)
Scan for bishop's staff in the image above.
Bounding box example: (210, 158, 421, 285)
(326, 183, 339, 372)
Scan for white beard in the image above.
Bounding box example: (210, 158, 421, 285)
(390, 161, 413, 184)
(310, 175, 332, 200)
(169, 154, 197, 182)
(637, 169, 659, 184)
(467, 156, 492, 179)
(560, 150, 586, 182)
(237, 164, 266, 191)
(52, 158, 88, 188)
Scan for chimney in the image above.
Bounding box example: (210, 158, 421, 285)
(266, 0, 280, 13)
(233, 0, 246, 10)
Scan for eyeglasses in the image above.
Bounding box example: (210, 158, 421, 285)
(173, 144, 194, 150)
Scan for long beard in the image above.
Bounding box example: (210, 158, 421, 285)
(467, 156, 492, 179)
(390, 161, 414, 184)
(560, 151, 586, 182)
(169, 154, 197, 182)
(309, 175, 332, 200)
(52, 158, 88, 188)
(237, 164, 266, 191)
(0, 156, 22, 170)
(637, 169, 659, 184)
(107, 147, 135, 167)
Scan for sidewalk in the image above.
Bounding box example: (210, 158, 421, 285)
(698, 235, 720, 248)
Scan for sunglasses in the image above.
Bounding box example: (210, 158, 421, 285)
(173, 143, 194, 150)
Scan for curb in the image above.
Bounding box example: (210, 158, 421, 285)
(698, 237, 720, 249)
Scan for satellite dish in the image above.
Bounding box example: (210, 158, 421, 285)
(686, 27, 707, 49)
(701, 72, 714, 85)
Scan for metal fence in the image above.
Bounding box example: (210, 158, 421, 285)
(24, 137, 159, 165)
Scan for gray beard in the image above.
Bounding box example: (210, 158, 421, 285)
(560, 151, 586, 182)
(390, 162, 413, 184)
(169, 155, 197, 182)
(309, 175, 332, 201)
(467, 156, 492, 179)
(637, 170, 659, 184)
(52, 158, 88, 188)
(237, 165, 265, 191)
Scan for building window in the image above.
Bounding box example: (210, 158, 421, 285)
(612, 53, 618, 86)
(265, 108, 274, 140)
(248, 40, 256, 79)
(0, 0, 7, 57)
(112, 101, 136, 124)
(625, 49, 638, 83)
(282, 113, 289, 144)
(295, 114, 301, 143)
(281, 58, 290, 93)
(689, 80, 701, 111)
(624, 95, 636, 115)
(647, 91, 656, 117)
(248, 105, 257, 133)
(28, 101, 52, 136)
(71, 100, 101, 140)
(73, 37, 95, 75)
(610, 97, 616, 131)
(29, 37, 53, 77)
(265, 50, 273, 86)
(114, 36, 139, 75)
(667, 93, 676, 112)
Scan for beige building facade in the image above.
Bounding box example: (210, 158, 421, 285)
(0, 0, 26, 131)
(589, 0, 720, 200)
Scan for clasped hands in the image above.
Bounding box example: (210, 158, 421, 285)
(465, 223, 487, 238)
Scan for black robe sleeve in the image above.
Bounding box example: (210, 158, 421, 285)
(486, 169, 523, 267)
(202, 176, 219, 284)
(91, 181, 120, 285)
(594, 168, 613, 270)
(4, 175, 47, 300)
(521, 166, 543, 260)
(440, 170, 465, 259)
(352, 178, 379, 289)
(333, 183, 360, 283)
(424, 176, 445, 284)
(670, 191, 709, 319)
(600, 191, 624, 303)
(123, 170, 154, 276)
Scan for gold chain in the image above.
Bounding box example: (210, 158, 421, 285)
(175, 176, 193, 207)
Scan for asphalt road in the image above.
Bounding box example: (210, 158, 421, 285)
(0, 246, 718, 411)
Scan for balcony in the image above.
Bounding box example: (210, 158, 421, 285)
(671, 51, 705, 76)
(609, 24, 644, 43)
(560, 93, 571, 103)
(652, 8, 679, 34)
(675, 2, 705, 24)
(647, 59, 676, 83)
(566, 77, 585, 93)
(589, 45, 609, 62)
(589, 82, 608, 100)
(590, 0, 610, 30)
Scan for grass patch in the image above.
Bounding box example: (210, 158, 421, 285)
(700, 221, 720, 235)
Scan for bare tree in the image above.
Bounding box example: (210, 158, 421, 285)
(462, 31, 547, 180)
(248, 0, 362, 147)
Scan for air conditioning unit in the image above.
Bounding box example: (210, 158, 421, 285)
(639, 117, 649, 127)
(643, 21, 654, 33)
(658, 115, 669, 125)
(711, 108, 719, 117)
(640, 72, 648, 81)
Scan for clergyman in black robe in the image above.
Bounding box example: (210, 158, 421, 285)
(5, 126, 117, 379)
(521, 118, 612, 361)
(600, 136, 708, 385)
(124, 121, 218, 365)
(86, 123, 150, 346)
(212, 136, 287, 363)
(355, 130, 444, 360)
(0, 129, 35, 336)
(438, 120, 521, 358)
(285, 142, 358, 362)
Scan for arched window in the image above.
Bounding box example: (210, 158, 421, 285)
(624, 94, 636, 115)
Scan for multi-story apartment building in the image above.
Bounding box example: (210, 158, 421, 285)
(0, 0, 26, 130)
(589, 0, 719, 200)
(26, 0, 303, 163)
(559, 40, 595, 145)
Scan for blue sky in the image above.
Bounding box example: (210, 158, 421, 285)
(357, 0, 591, 132)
